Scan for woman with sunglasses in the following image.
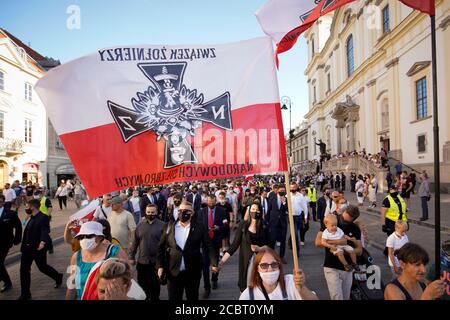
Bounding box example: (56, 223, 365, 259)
(65, 221, 127, 300)
(239, 246, 318, 300)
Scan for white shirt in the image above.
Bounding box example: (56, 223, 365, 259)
(322, 227, 345, 241)
(3, 188, 16, 202)
(386, 233, 409, 267)
(173, 206, 180, 221)
(290, 192, 303, 216)
(239, 275, 302, 300)
(56, 185, 69, 197)
(260, 196, 269, 216)
(355, 180, 365, 194)
(108, 209, 136, 249)
(175, 221, 191, 271)
(130, 196, 141, 213)
(93, 205, 113, 220)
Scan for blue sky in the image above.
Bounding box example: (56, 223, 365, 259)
(1, 0, 309, 133)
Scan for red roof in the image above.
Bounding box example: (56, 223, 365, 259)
(0, 28, 46, 62)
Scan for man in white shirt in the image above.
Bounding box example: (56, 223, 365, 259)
(107, 196, 136, 250)
(93, 194, 113, 220)
(2, 183, 16, 210)
(298, 187, 310, 247)
(129, 189, 142, 225)
(157, 201, 218, 300)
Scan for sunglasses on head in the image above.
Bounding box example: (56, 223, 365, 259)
(78, 234, 96, 240)
(259, 262, 280, 271)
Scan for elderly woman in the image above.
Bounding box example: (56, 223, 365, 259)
(384, 243, 445, 300)
(239, 246, 318, 300)
(65, 221, 127, 300)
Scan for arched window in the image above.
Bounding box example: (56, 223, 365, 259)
(311, 37, 315, 57)
(346, 35, 354, 77)
(326, 126, 331, 153)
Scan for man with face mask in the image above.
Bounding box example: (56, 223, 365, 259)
(199, 195, 228, 297)
(267, 185, 288, 264)
(19, 199, 63, 300)
(157, 201, 218, 300)
(0, 195, 22, 293)
(167, 193, 183, 223)
(381, 185, 408, 237)
(129, 204, 165, 300)
(186, 186, 201, 214)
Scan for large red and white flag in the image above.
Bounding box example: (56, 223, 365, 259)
(257, 0, 356, 61)
(399, 0, 435, 16)
(35, 38, 287, 198)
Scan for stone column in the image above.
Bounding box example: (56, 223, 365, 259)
(386, 57, 402, 160)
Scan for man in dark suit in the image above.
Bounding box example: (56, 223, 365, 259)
(19, 199, 63, 300)
(259, 189, 269, 223)
(316, 188, 331, 230)
(166, 193, 183, 223)
(157, 201, 218, 301)
(186, 186, 201, 214)
(0, 195, 22, 293)
(140, 187, 166, 220)
(199, 195, 228, 297)
(267, 185, 288, 264)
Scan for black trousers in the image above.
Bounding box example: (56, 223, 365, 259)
(167, 269, 201, 301)
(202, 242, 220, 290)
(20, 249, 60, 297)
(0, 246, 11, 286)
(57, 196, 67, 210)
(136, 262, 160, 300)
(269, 219, 287, 258)
(310, 202, 317, 220)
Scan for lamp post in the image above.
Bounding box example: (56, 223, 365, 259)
(281, 96, 293, 182)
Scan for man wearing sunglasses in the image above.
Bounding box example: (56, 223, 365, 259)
(157, 201, 218, 300)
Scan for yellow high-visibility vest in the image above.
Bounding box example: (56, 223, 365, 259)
(307, 188, 317, 202)
(385, 195, 407, 222)
(40, 196, 49, 215)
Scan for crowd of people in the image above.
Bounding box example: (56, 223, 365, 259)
(0, 172, 447, 301)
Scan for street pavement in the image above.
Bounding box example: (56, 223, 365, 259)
(2, 190, 446, 300)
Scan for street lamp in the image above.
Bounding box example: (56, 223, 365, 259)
(281, 96, 293, 181)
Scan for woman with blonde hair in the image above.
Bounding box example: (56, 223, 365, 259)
(95, 258, 132, 300)
(239, 246, 318, 300)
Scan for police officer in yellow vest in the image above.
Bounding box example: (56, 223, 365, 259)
(307, 183, 318, 221)
(34, 189, 54, 253)
(380, 185, 407, 236)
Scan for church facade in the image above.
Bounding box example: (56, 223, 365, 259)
(303, 0, 450, 188)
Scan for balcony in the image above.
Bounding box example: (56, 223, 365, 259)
(0, 138, 24, 156)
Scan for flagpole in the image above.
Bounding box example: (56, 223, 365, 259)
(430, 14, 441, 280)
(284, 171, 301, 290)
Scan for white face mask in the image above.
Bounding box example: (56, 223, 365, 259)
(258, 270, 280, 285)
(80, 238, 98, 251)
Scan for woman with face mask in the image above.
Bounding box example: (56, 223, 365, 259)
(65, 221, 127, 300)
(219, 202, 270, 292)
(239, 246, 318, 300)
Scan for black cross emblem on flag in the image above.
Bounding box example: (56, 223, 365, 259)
(108, 62, 232, 168)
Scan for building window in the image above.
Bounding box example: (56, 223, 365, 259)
(24, 119, 32, 143)
(382, 6, 390, 33)
(346, 35, 354, 77)
(0, 112, 4, 138)
(25, 82, 33, 101)
(311, 38, 315, 57)
(416, 77, 427, 119)
(327, 73, 331, 92)
(0, 71, 4, 91)
(418, 134, 426, 153)
(305, 147, 308, 160)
